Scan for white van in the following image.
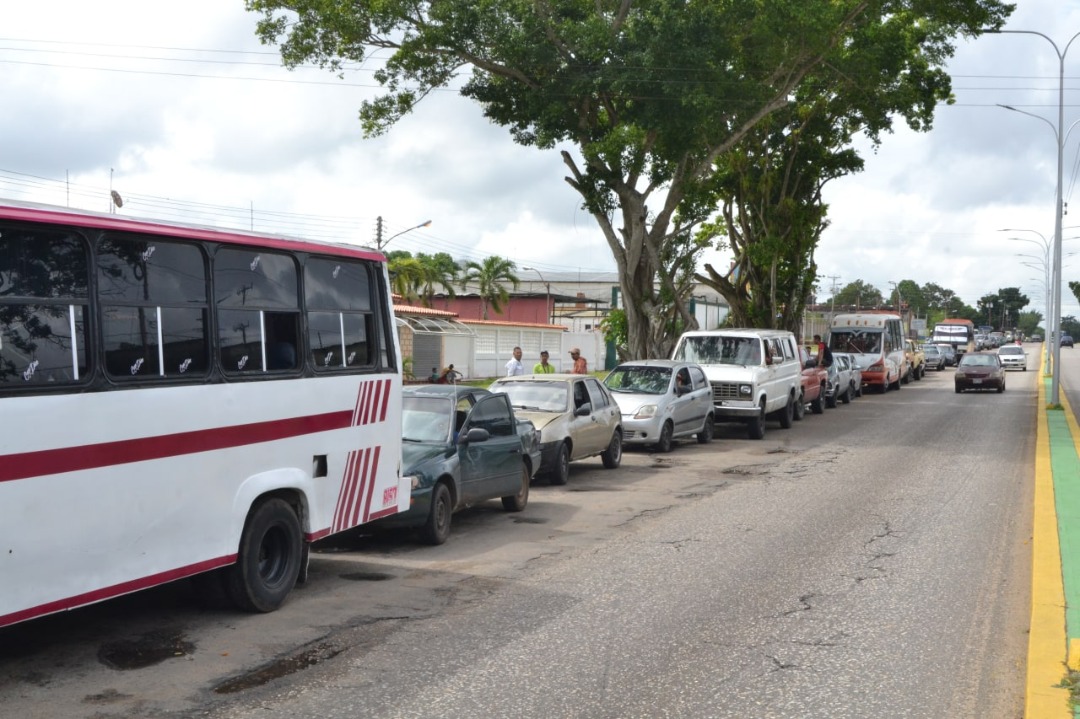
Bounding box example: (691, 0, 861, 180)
(671, 329, 802, 439)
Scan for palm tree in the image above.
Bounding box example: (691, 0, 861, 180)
(461, 256, 519, 320)
(416, 252, 459, 308)
(388, 256, 426, 304)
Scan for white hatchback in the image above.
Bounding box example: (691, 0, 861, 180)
(997, 345, 1027, 371)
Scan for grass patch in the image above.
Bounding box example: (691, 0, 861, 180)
(1056, 668, 1080, 709)
(1047, 403, 1064, 411)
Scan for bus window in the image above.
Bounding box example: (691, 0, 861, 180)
(215, 248, 300, 374)
(97, 235, 209, 380)
(0, 225, 90, 386)
(305, 257, 376, 371)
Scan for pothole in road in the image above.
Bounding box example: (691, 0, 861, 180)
(213, 643, 344, 694)
(512, 516, 548, 524)
(98, 629, 195, 670)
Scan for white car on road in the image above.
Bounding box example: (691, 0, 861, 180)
(997, 345, 1027, 371)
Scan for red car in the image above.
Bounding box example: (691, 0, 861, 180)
(798, 345, 828, 415)
(954, 352, 1005, 393)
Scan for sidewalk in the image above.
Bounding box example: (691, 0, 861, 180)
(1028, 367, 1080, 717)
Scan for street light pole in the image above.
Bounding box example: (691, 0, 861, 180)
(376, 218, 432, 252)
(994, 29, 1080, 405)
(522, 266, 551, 325)
(1002, 230, 1056, 374)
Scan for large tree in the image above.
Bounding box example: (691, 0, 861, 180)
(247, 0, 1012, 358)
(830, 280, 884, 310)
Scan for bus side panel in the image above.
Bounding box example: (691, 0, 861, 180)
(0, 372, 404, 627)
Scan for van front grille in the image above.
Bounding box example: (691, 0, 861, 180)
(711, 382, 742, 401)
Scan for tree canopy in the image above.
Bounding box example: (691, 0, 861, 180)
(247, 0, 1013, 357)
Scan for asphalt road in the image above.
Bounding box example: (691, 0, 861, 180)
(0, 355, 1035, 719)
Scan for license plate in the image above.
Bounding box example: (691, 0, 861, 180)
(973, 379, 982, 384)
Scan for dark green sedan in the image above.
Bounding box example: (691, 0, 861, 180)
(374, 385, 539, 544)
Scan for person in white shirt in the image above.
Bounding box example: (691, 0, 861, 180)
(505, 346, 524, 376)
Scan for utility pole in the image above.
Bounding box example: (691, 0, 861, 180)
(375, 216, 383, 249)
(825, 275, 841, 318)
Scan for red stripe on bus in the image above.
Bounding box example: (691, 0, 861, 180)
(378, 379, 391, 422)
(0, 555, 235, 629)
(356, 380, 373, 425)
(0, 411, 353, 483)
(350, 448, 373, 528)
(332, 450, 355, 533)
(362, 446, 382, 523)
(339, 449, 362, 531)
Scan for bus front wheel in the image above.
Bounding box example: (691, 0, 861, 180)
(227, 497, 303, 613)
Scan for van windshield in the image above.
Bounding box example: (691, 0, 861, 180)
(830, 330, 881, 355)
(674, 336, 761, 366)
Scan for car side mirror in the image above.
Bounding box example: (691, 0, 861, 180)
(459, 427, 490, 444)
(765, 355, 773, 366)
(574, 404, 592, 416)
(675, 385, 691, 396)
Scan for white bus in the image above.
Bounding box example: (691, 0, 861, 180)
(0, 201, 409, 627)
(827, 313, 908, 392)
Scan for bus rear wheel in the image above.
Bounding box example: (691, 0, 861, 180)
(227, 498, 303, 613)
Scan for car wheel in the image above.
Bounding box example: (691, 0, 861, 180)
(655, 421, 674, 453)
(601, 430, 623, 469)
(778, 392, 795, 429)
(793, 391, 806, 421)
(696, 414, 714, 444)
(826, 390, 837, 409)
(955, 385, 962, 394)
(549, 443, 570, 485)
(747, 400, 766, 439)
(998, 380, 1005, 393)
(810, 389, 825, 415)
(501, 463, 530, 512)
(226, 498, 303, 613)
(421, 482, 453, 545)
(901, 368, 911, 384)
(841, 383, 852, 404)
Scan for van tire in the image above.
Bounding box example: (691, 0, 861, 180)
(778, 392, 795, 429)
(747, 400, 766, 440)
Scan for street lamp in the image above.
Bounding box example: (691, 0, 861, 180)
(993, 29, 1080, 404)
(522, 266, 551, 325)
(377, 217, 432, 251)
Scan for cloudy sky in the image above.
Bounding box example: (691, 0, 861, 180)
(3, 1, 1080, 321)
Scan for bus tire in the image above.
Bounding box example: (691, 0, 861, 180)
(227, 497, 303, 613)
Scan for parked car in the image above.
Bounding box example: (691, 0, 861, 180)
(997, 344, 1027, 371)
(382, 385, 541, 544)
(841, 353, 864, 397)
(1031, 334, 1043, 343)
(937, 343, 957, 366)
(798, 345, 828, 415)
(603, 360, 714, 452)
(954, 352, 1006, 393)
(825, 353, 857, 407)
(903, 339, 925, 382)
(1062, 334, 1074, 348)
(921, 344, 946, 371)
(489, 374, 622, 484)
(671, 329, 802, 439)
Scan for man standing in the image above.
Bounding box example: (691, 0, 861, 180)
(505, 346, 525, 376)
(533, 350, 555, 373)
(813, 334, 833, 367)
(569, 347, 588, 374)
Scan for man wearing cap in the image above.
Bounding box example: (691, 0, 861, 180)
(533, 350, 555, 374)
(569, 347, 588, 374)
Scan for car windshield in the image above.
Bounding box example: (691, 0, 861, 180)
(999, 347, 1022, 355)
(960, 354, 997, 367)
(495, 380, 569, 412)
(402, 396, 453, 443)
(604, 366, 672, 394)
(830, 330, 882, 354)
(923, 346, 940, 355)
(673, 336, 760, 366)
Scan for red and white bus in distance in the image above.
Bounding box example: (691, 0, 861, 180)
(0, 200, 409, 628)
